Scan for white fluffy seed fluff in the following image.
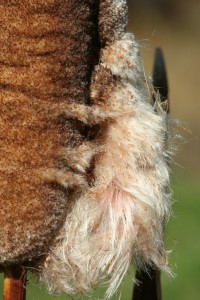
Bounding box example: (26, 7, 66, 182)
(40, 1, 171, 298)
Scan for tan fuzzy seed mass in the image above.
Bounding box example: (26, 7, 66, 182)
(40, 0, 172, 298)
(0, 0, 172, 299)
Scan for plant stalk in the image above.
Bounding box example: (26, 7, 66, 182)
(3, 266, 27, 300)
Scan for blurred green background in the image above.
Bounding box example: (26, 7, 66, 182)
(1, 0, 200, 299)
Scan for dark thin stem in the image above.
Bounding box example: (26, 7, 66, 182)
(133, 269, 161, 300)
(152, 48, 169, 105)
(132, 47, 169, 300)
(3, 266, 27, 300)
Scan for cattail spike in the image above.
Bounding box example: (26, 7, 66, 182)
(133, 47, 169, 300)
(153, 48, 169, 104)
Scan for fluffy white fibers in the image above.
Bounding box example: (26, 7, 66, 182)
(42, 34, 169, 298)
(40, 2, 171, 299)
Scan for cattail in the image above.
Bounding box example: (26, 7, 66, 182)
(0, 0, 171, 298)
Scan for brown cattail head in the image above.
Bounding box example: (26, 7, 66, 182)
(0, 0, 172, 298)
(0, 0, 100, 263)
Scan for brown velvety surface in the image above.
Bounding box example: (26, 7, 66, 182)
(0, 0, 99, 264)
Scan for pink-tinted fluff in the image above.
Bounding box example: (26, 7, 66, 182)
(39, 0, 171, 298)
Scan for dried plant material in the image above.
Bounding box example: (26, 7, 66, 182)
(0, 0, 99, 263)
(0, 0, 171, 298)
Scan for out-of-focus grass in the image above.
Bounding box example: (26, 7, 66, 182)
(0, 176, 199, 299)
(162, 176, 200, 300)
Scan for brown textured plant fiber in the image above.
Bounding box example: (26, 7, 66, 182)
(0, 0, 100, 263)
